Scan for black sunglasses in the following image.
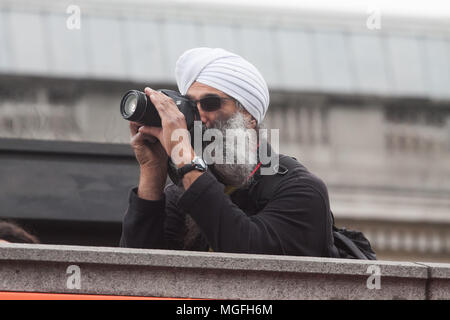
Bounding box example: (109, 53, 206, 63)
(190, 95, 235, 112)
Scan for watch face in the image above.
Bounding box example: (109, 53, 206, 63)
(192, 156, 207, 171)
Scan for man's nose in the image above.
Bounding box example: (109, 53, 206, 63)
(197, 104, 209, 124)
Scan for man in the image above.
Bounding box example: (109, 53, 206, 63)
(120, 48, 339, 257)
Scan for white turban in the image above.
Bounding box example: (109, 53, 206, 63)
(175, 47, 270, 124)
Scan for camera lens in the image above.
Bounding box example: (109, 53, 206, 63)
(120, 90, 148, 122)
(123, 94, 138, 117)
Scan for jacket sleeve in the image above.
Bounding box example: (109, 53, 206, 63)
(119, 186, 187, 249)
(119, 188, 167, 249)
(177, 171, 330, 257)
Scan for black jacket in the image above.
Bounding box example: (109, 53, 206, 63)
(120, 154, 338, 257)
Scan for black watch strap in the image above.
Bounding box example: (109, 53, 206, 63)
(176, 156, 207, 178)
(178, 164, 198, 178)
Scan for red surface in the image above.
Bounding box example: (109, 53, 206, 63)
(0, 291, 189, 300)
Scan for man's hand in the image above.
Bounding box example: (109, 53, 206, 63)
(130, 121, 167, 168)
(137, 87, 204, 191)
(129, 120, 168, 201)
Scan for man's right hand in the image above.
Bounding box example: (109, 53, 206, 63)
(129, 121, 168, 201)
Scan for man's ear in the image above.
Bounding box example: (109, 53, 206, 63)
(249, 117, 257, 129)
(241, 108, 257, 129)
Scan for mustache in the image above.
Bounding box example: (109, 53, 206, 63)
(208, 112, 258, 187)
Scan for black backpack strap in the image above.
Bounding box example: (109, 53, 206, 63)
(330, 211, 377, 260)
(332, 229, 368, 260)
(252, 155, 298, 203)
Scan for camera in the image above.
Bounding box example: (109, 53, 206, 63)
(120, 89, 200, 130)
(120, 89, 203, 185)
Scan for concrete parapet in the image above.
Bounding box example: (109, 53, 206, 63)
(0, 243, 448, 299)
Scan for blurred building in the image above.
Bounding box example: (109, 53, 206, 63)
(0, 0, 449, 262)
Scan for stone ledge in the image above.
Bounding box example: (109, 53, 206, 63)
(0, 244, 426, 277)
(416, 262, 450, 300)
(0, 243, 447, 300)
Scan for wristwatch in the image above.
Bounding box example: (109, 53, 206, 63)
(177, 156, 207, 178)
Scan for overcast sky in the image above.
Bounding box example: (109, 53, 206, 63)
(176, 0, 450, 19)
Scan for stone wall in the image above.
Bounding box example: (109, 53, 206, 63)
(0, 243, 449, 300)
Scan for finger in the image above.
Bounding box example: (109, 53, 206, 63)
(141, 133, 158, 144)
(129, 121, 140, 136)
(144, 87, 166, 103)
(130, 131, 145, 145)
(131, 130, 158, 146)
(149, 92, 169, 113)
(153, 94, 187, 125)
(145, 87, 179, 114)
(144, 87, 156, 95)
(145, 88, 184, 122)
(144, 88, 169, 117)
(139, 125, 162, 139)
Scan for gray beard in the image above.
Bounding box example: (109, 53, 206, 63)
(210, 112, 258, 188)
